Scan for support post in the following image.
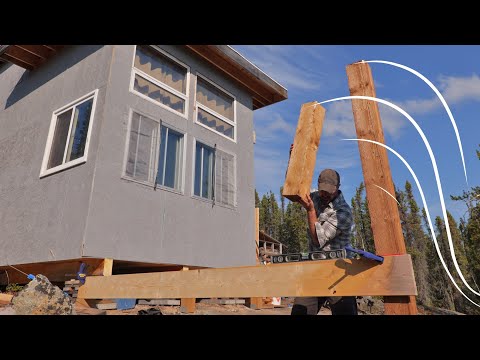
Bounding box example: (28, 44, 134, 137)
(346, 62, 418, 315)
(180, 267, 196, 313)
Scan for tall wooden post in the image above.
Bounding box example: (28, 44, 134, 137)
(346, 62, 418, 315)
(255, 208, 260, 264)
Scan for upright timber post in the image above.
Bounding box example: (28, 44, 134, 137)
(346, 62, 418, 315)
(180, 267, 196, 313)
(282, 102, 325, 202)
(255, 207, 260, 264)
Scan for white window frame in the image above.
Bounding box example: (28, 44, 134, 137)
(130, 45, 190, 120)
(194, 73, 237, 143)
(39, 89, 99, 178)
(191, 138, 236, 209)
(121, 108, 187, 195)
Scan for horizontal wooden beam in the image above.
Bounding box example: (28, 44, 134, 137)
(78, 255, 416, 299)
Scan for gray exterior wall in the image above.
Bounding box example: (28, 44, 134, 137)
(0, 45, 113, 265)
(83, 45, 256, 268)
(0, 45, 256, 268)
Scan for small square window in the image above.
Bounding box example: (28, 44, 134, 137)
(40, 90, 98, 177)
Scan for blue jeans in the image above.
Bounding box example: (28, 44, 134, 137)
(291, 296, 358, 315)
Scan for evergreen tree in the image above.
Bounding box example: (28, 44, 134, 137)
(432, 216, 456, 310)
(282, 201, 308, 252)
(404, 181, 431, 306)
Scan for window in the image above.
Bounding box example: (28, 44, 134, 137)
(195, 75, 235, 141)
(124, 111, 185, 192)
(40, 90, 98, 177)
(194, 141, 235, 207)
(131, 46, 189, 116)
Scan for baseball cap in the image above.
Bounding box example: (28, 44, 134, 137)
(318, 169, 340, 194)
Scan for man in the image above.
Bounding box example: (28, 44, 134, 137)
(289, 153, 357, 315)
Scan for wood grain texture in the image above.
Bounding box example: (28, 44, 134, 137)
(78, 255, 416, 299)
(346, 62, 417, 314)
(283, 102, 325, 202)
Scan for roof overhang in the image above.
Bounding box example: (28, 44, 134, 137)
(0, 45, 64, 71)
(0, 45, 288, 110)
(185, 45, 288, 110)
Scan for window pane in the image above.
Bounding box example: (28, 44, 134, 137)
(125, 112, 140, 178)
(202, 146, 213, 199)
(125, 113, 157, 182)
(157, 125, 167, 184)
(47, 109, 72, 169)
(197, 108, 234, 139)
(157, 127, 183, 191)
(134, 74, 185, 114)
(196, 78, 234, 121)
(66, 98, 93, 161)
(194, 143, 202, 196)
(135, 46, 187, 94)
(216, 150, 235, 207)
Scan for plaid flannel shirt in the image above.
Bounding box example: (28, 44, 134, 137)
(308, 190, 353, 252)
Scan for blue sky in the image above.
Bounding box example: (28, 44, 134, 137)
(233, 45, 480, 223)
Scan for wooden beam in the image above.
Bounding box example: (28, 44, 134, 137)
(346, 62, 418, 315)
(282, 102, 326, 202)
(0, 258, 104, 285)
(78, 255, 416, 299)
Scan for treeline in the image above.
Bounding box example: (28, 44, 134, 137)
(257, 146, 480, 314)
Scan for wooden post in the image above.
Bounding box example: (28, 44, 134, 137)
(346, 62, 418, 315)
(282, 101, 326, 202)
(249, 207, 264, 309)
(91, 258, 113, 276)
(255, 208, 260, 264)
(180, 267, 196, 314)
(77, 258, 114, 309)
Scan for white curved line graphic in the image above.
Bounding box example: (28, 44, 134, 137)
(343, 138, 479, 307)
(320, 95, 479, 297)
(365, 60, 468, 185)
(373, 184, 400, 205)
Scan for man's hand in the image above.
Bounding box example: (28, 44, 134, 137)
(298, 193, 315, 212)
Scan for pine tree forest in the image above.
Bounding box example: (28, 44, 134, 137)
(256, 145, 480, 314)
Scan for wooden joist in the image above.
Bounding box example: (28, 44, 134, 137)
(282, 102, 326, 202)
(78, 255, 416, 299)
(346, 62, 418, 315)
(0, 45, 64, 71)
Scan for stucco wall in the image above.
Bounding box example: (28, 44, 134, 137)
(82, 45, 256, 267)
(0, 45, 113, 265)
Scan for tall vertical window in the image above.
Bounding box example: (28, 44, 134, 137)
(194, 142, 214, 200)
(124, 111, 185, 192)
(131, 46, 189, 116)
(194, 141, 235, 207)
(157, 126, 184, 190)
(195, 75, 235, 141)
(40, 90, 98, 177)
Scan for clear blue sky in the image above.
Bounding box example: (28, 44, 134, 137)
(233, 45, 480, 223)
